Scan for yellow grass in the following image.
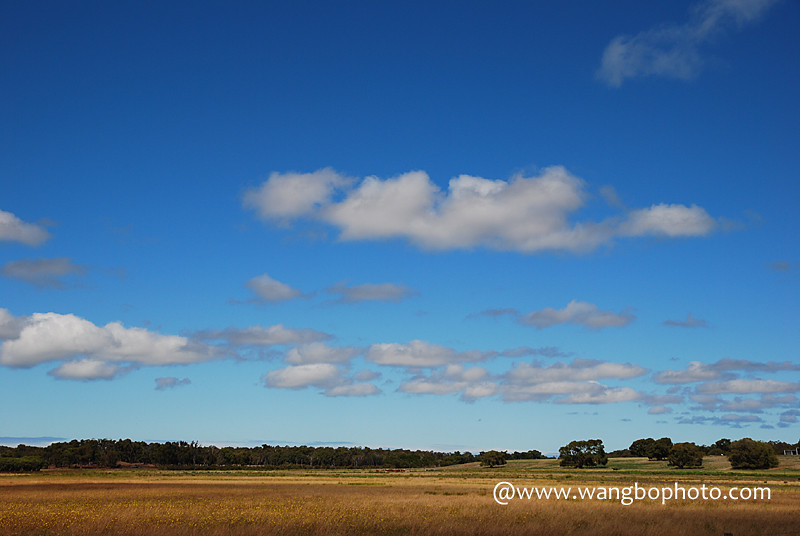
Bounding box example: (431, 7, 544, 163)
(1, 458, 799, 535)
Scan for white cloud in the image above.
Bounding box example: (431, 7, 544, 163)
(619, 204, 716, 237)
(696, 379, 800, 394)
(1, 258, 87, 289)
(285, 343, 359, 365)
(48, 358, 123, 380)
(399, 365, 497, 401)
(326, 282, 418, 304)
(242, 168, 352, 220)
(655, 359, 800, 384)
(517, 300, 635, 329)
(0, 311, 216, 368)
(598, 0, 778, 86)
(325, 383, 381, 397)
(245, 273, 303, 302)
(0, 209, 51, 246)
(504, 359, 646, 384)
(558, 386, 642, 405)
(0, 309, 24, 340)
(366, 340, 489, 368)
(654, 361, 726, 383)
(194, 325, 330, 346)
(263, 364, 381, 397)
(648, 405, 673, 415)
(245, 167, 720, 254)
(264, 363, 341, 389)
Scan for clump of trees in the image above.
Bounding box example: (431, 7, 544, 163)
(727, 438, 779, 469)
(479, 450, 507, 467)
(667, 442, 704, 469)
(559, 439, 608, 468)
(629, 437, 673, 460)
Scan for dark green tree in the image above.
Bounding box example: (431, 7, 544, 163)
(479, 450, 507, 468)
(727, 438, 779, 469)
(629, 438, 655, 457)
(559, 439, 608, 468)
(667, 442, 703, 469)
(647, 437, 673, 461)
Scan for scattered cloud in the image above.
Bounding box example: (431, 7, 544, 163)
(496, 346, 572, 358)
(326, 282, 418, 304)
(0, 209, 51, 246)
(655, 359, 800, 384)
(325, 382, 381, 397)
(695, 379, 800, 394)
(245, 273, 304, 302)
(155, 377, 191, 390)
(517, 300, 635, 329)
(194, 325, 331, 346)
(648, 406, 673, 415)
(285, 343, 359, 365)
(263, 363, 380, 397)
(598, 0, 779, 86)
(366, 340, 490, 368)
(664, 313, 708, 328)
(244, 167, 720, 254)
(1, 258, 87, 289)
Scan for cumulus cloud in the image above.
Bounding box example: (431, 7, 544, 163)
(0, 312, 216, 369)
(326, 282, 418, 304)
(0, 209, 51, 246)
(263, 363, 380, 397)
(1, 258, 87, 289)
(0, 309, 24, 340)
(598, 0, 778, 86)
(244, 167, 720, 254)
(48, 358, 124, 380)
(504, 358, 647, 384)
(366, 340, 490, 368)
(664, 313, 708, 328)
(517, 300, 635, 329)
(242, 168, 353, 221)
(194, 325, 331, 346)
(399, 365, 497, 401)
(155, 377, 191, 390)
(655, 359, 800, 384)
(285, 343, 359, 365)
(695, 379, 800, 394)
(245, 273, 304, 302)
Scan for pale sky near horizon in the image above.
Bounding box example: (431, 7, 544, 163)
(1, 0, 798, 453)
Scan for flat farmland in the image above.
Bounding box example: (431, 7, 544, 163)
(2, 457, 799, 536)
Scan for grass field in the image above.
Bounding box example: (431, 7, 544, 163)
(1, 457, 799, 535)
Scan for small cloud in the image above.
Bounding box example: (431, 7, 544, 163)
(366, 340, 491, 368)
(664, 313, 708, 328)
(324, 383, 381, 397)
(194, 325, 331, 347)
(264, 363, 341, 389)
(0, 209, 51, 246)
(517, 300, 634, 329)
(696, 379, 800, 395)
(285, 343, 359, 365)
(48, 358, 125, 381)
(245, 273, 304, 303)
(1, 258, 87, 289)
(326, 281, 418, 304)
(497, 346, 572, 358)
(767, 261, 794, 272)
(648, 406, 673, 415)
(155, 377, 191, 391)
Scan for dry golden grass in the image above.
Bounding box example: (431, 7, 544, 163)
(1, 458, 799, 535)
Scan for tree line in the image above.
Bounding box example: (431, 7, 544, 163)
(0, 439, 541, 472)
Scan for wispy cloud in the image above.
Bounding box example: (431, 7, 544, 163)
(0, 209, 51, 246)
(598, 0, 779, 87)
(193, 325, 331, 346)
(366, 340, 491, 368)
(244, 273, 304, 303)
(326, 282, 418, 304)
(664, 313, 708, 328)
(155, 377, 191, 390)
(517, 300, 635, 329)
(244, 168, 720, 254)
(1, 258, 87, 289)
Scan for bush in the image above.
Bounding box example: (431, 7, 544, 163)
(0, 456, 46, 472)
(727, 438, 779, 469)
(559, 439, 607, 468)
(668, 442, 703, 469)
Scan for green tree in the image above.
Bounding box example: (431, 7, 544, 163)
(629, 438, 654, 457)
(559, 439, 608, 468)
(727, 438, 779, 469)
(668, 442, 703, 469)
(479, 450, 507, 468)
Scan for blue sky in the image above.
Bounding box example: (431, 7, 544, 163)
(1, 0, 798, 453)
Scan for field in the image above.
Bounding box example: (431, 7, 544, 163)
(2, 457, 799, 536)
